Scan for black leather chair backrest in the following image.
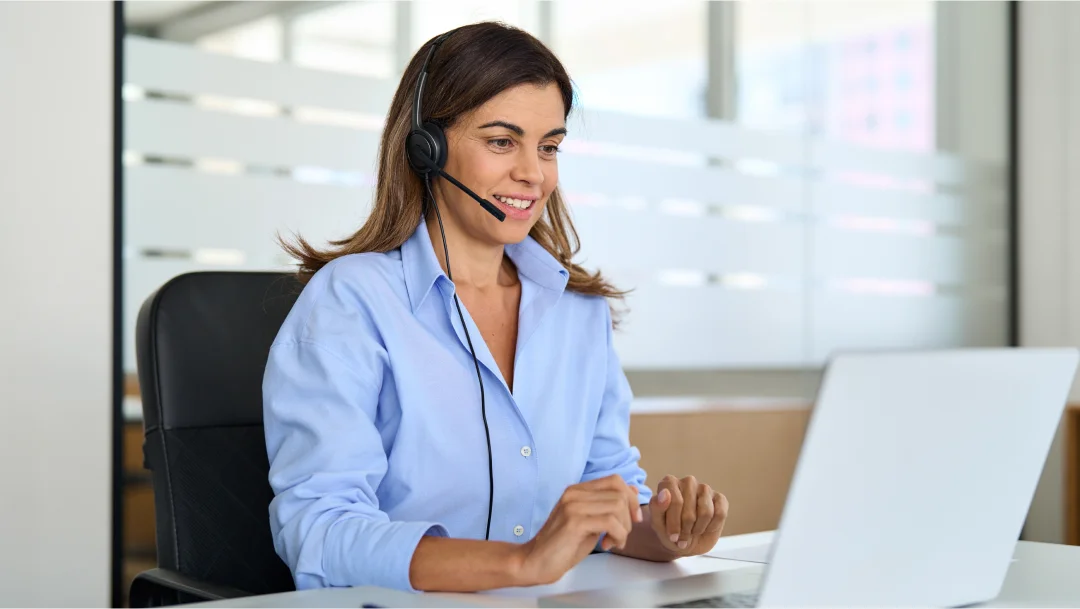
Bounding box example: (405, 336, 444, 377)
(136, 271, 300, 596)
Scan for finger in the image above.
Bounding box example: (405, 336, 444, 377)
(582, 513, 630, 550)
(650, 485, 672, 511)
(623, 482, 643, 523)
(610, 496, 633, 547)
(691, 485, 714, 536)
(649, 488, 670, 538)
(704, 493, 730, 535)
(565, 492, 633, 546)
(577, 473, 629, 491)
(564, 476, 615, 502)
(565, 491, 639, 515)
(574, 476, 640, 517)
(594, 476, 643, 523)
(663, 477, 683, 544)
(679, 477, 698, 547)
(561, 486, 627, 505)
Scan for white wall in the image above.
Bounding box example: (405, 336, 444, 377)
(1020, 1, 1080, 544)
(0, 1, 113, 606)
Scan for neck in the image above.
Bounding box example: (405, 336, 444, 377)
(425, 214, 514, 291)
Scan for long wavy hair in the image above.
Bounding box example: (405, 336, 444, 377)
(280, 22, 626, 314)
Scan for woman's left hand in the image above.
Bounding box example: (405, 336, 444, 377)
(648, 475, 729, 557)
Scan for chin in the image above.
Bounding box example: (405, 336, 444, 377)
(492, 223, 534, 245)
(485, 202, 544, 245)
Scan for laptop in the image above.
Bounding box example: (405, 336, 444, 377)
(540, 348, 1079, 608)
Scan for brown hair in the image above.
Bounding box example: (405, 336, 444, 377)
(280, 22, 626, 313)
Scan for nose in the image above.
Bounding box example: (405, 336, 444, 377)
(510, 147, 545, 186)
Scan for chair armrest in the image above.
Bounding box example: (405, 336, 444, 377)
(129, 568, 249, 607)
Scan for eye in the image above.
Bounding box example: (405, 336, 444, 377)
(489, 138, 514, 150)
(540, 145, 561, 157)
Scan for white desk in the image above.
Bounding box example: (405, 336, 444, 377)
(188, 531, 1080, 608)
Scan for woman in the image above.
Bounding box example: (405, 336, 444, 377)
(263, 21, 729, 594)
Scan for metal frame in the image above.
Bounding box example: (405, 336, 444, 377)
(112, 4, 126, 606)
(1008, 0, 1019, 348)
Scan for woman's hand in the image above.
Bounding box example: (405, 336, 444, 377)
(514, 474, 642, 586)
(648, 475, 728, 557)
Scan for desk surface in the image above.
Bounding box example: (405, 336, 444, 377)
(187, 530, 1080, 608)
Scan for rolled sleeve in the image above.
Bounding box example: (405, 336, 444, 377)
(580, 303, 653, 506)
(264, 334, 446, 592)
(317, 517, 447, 592)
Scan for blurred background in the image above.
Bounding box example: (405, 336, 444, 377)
(119, 0, 1010, 380)
(7, 0, 1080, 607)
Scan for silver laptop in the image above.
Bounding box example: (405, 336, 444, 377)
(541, 348, 1079, 608)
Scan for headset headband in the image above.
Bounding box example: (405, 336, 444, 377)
(413, 32, 452, 132)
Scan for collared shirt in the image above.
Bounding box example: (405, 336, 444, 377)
(263, 219, 651, 593)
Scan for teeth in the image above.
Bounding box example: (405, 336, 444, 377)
(494, 195, 533, 210)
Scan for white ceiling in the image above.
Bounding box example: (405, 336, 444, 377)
(124, 1, 209, 27)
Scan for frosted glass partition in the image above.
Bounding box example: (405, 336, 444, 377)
(123, 35, 1008, 373)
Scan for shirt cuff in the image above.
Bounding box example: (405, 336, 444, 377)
(323, 517, 448, 592)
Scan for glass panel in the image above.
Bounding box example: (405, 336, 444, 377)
(410, 0, 540, 49)
(736, 0, 935, 150)
(127, 0, 1011, 371)
(195, 14, 283, 63)
(290, 2, 396, 77)
(551, 0, 707, 119)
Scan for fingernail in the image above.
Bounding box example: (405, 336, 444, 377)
(659, 489, 670, 503)
(635, 507, 643, 522)
(678, 540, 688, 549)
(669, 533, 679, 543)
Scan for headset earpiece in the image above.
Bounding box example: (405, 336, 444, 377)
(406, 120, 447, 175)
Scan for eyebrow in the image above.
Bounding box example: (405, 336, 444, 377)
(478, 120, 568, 139)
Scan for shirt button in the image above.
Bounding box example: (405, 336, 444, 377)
(520, 446, 532, 457)
(513, 525, 525, 537)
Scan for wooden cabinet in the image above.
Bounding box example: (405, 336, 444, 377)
(122, 421, 156, 606)
(1065, 405, 1080, 545)
(121, 376, 155, 606)
(631, 400, 811, 535)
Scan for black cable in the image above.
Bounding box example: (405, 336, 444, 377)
(425, 176, 495, 541)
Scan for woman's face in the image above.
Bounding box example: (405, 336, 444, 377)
(436, 82, 566, 246)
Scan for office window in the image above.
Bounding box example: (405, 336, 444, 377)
(195, 14, 283, 62)
(290, 2, 396, 77)
(551, 0, 707, 120)
(733, 1, 1008, 360)
(410, 0, 540, 48)
(123, 0, 1011, 372)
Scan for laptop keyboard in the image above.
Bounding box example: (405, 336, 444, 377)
(661, 591, 760, 608)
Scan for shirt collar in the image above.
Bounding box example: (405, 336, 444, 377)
(505, 232, 571, 293)
(400, 220, 570, 313)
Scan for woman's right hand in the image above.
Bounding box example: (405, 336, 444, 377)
(514, 474, 643, 586)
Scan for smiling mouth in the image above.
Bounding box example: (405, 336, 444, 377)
(492, 194, 535, 210)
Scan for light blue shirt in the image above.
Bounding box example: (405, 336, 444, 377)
(263, 219, 652, 593)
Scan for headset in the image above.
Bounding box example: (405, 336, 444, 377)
(406, 31, 505, 541)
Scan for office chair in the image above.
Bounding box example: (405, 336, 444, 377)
(129, 271, 300, 607)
